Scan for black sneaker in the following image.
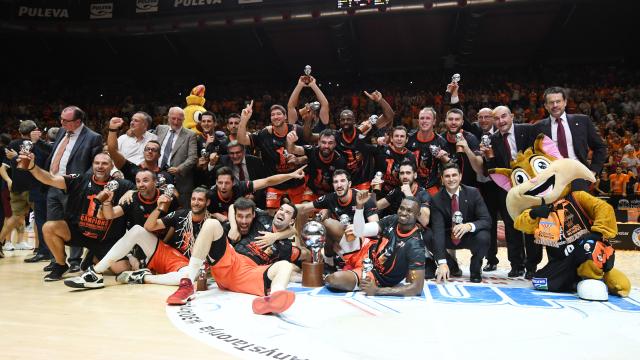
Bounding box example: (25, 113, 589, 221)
(43, 261, 56, 272)
(64, 266, 104, 289)
(44, 263, 69, 281)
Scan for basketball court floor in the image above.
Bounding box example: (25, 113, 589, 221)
(1, 247, 639, 360)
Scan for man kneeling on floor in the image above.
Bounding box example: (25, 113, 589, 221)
(324, 191, 426, 296)
(166, 202, 302, 315)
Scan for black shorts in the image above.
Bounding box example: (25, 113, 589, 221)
(66, 225, 118, 260)
(46, 187, 67, 221)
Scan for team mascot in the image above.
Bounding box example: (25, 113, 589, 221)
(489, 134, 630, 299)
(182, 84, 207, 135)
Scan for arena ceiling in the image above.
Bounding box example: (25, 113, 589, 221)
(1, 0, 637, 81)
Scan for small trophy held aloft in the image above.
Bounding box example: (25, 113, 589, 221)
(17, 140, 33, 170)
(452, 73, 461, 84)
(429, 144, 441, 157)
(339, 214, 356, 242)
(481, 135, 494, 158)
(309, 101, 321, 111)
(372, 171, 383, 191)
(361, 257, 374, 280)
(96, 180, 119, 203)
(158, 184, 175, 212)
(455, 133, 465, 153)
(200, 148, 208, 158)
(301, 221, 326, 287)
(302, 65, 312, 85)
(196, 265, 208, 292)
(157, 174, 166, 189)
(452, 210, 464, 244)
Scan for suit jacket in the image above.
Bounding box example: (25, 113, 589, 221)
(534, 114, 607, 174)
(429, 185, 491, 260)
(486, 123, 537, 169)
(41, 125, 103, 175)
(216, 154, 268, 181)
(156, 125, 198, 197)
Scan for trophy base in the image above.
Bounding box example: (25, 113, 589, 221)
(17, 159, 31, 170)
(302, 261, 324, 287)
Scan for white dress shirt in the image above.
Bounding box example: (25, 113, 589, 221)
(51, 124, 84, 175)
(117, 131, 158, 165)
(550, 112, 577, 160)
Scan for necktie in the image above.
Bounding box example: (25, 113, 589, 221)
(50, 131, 73, 175)
(555, 118, 569, 158)
(503, 132, 512, 161)
(238, 165, 246, 181)
(161, 130, 175, 169)
(451, 194, 461, 245)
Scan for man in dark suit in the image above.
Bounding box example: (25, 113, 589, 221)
(429, 163, 491, 283)
(535, 86, 608, 191)
(35, 106, 103, 272)
(156, 107, 197, 208)
(483, 105, 541, 278)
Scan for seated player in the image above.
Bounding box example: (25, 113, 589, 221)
(374, 160, 430, 226)
(324, 192, 426, 296)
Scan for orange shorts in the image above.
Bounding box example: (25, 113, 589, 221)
(147, 241, 189, 274)
(210, 242, 271, 296)
(266, 184, 306, 208)
(353, 182, 371, 191)
(342, 241, 377, 284)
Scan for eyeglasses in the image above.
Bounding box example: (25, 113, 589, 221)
(60, 117, 78, 123)
(144, 148, 159, 153)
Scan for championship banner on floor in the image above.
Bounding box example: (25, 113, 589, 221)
(167, 276, 640, 360)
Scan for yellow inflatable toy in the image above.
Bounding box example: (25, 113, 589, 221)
(183, 84, 206, 135)
(489, 134, 630, 298)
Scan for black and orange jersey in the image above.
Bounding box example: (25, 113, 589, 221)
(248, 124, 305, 190)
(374, 145, 417, 192)
(406, 131, 448, 189)
(336, 128, 377, 187)
(303, 146, 347, 195)
(161, 209, 206, 258)
(369, 215, 426, 287)
(120, 160, 174, 185)
(208, 180, 254, 216)
(63, 173, 135, 242)
(120, 189, 178, 236)
(313, 189, 377, 222)
(381, 184, 431, 217)
(440, 130, 481, 187)
(229, 210, 300, 265)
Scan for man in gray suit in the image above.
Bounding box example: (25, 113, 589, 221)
(34, 106, 103, 272)
(156, 107, 197, 207)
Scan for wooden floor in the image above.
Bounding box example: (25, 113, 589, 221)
(1, 246, 637, 360)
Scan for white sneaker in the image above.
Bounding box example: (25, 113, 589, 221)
(116, 268, 151, 284)
(3, 242, 15, 251)
(14, 242, 34, 250)
(63, 266, 104, 289)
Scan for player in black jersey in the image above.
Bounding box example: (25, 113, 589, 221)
(285, 129, 347, 201)
(325, 192, 426, 296)
(237, 101, 308, 213)
(374, 126, 417, 192)
(63, 170, 188, 289)
(207, 165, 306, 221)
(229, 197, 310, 266)
(375, 161, 431, 226)
(406, 107, 450, 195)
(23, 152, 135, 281)
(107, 117, 174, 185)
(440, 108, 484, 188)
(287, 75, 330, 133)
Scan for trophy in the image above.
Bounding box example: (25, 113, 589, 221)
(158, 184, 175, 212)
(372, 171, 383, 191)
(452, 73, 461, 84)
(452, 210, 464, 244)
(200, 148, 208, 158)
(361, 257, 374, 280)
(481, 134, 494, 158)
(339, 214, 356, 242)
(309, 101, 321, 111)
(301, 221, 326, 287)
(157, 174, 166, 189)
(302, 65, 312, 85)
(455, 133, 465, 153)
(17, 140, 34, 170)
(96, 180, 119, 203)
(196, 265, 208, 292)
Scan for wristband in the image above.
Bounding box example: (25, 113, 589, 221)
(108, 128, 120, 132)
(28, 163, 35, 171)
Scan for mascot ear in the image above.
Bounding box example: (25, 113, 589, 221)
(489, 168, 513, 192)
(535, 133, 563, 159)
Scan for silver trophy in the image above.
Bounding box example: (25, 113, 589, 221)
(429, 144, 441, 157)
(105, 180, 119, 192)
(309, 101, 321, 111)
(157, 174, 166, 188)
(200, 148, 208, 158)
(452, 211, 464, 225)
(339, 214, 350, 227)
(18, 140, 34, 169)
(481, 135, 491, 147)
(164, 184, 176, 198)
(302, 221, 326, 263)
(20, 140, 33, 153)
(368, 114, 379, 125)
(302, 65, 312, 84)
(362, 257, 374, 280)
(455, 133, 465, 152)
(452, 73, 461, 84)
